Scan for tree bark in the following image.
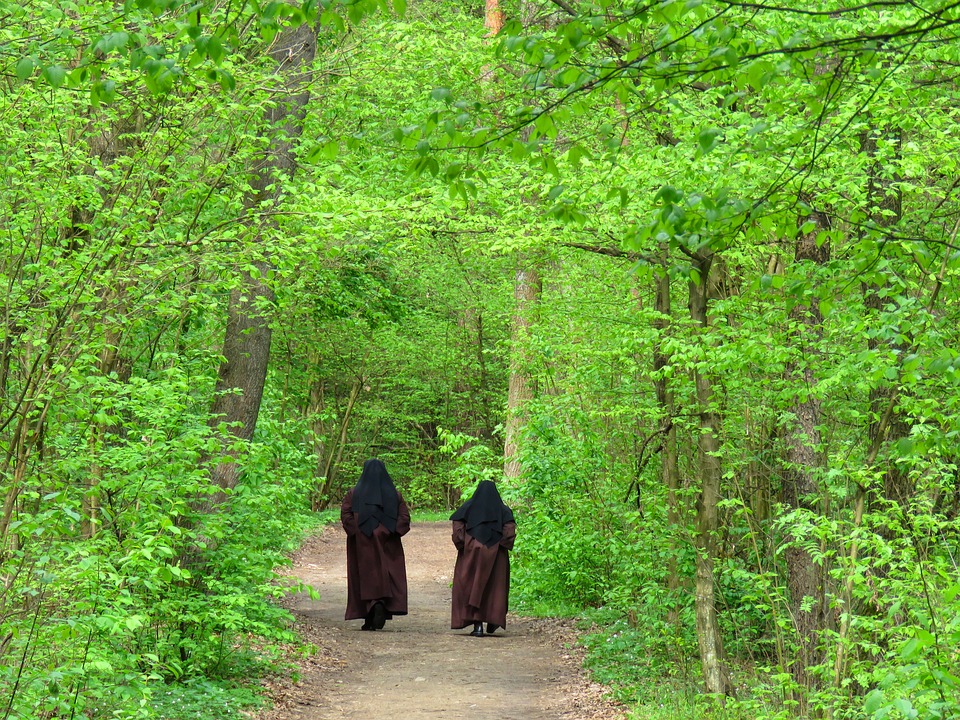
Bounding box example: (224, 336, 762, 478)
(485, 0, 504, 35)
(653, 247, 681, 622)
(781, 207, 831, 693)
(503, 265, 540, 482)
(859, 124, 912, 509)
(207, 21, 318, 500)
(315, 376, 363, 509)
(688, 251, 734, 697)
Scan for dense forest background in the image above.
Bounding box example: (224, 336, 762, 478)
(2, 0, 960, 717)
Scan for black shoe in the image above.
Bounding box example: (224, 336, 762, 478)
(486, 624, 500, 634)
(361, 621, 374, 631)
(372, 602, 387, 630)
(470, 624, 484, 637)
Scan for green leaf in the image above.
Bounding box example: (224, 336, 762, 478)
(698, 127, 722, 154)
(67, 66, 88, 88)
(864, 689, 885, 714)
(747, 60, 771, 90)
(218, 68, 236, 91)
(900, 637, 920, 660)
(568, 144, 591, 168)
(892, 698, 915, 718)
(534, 112, 557, 138)
(99, 79, 117, 103)
(15, 57, 35, 80)
(207, 35, 224, 62)
(656, 185, 683, 204)
(895, 437, 915, 455)
(321, 139, 339, 160)
(42, 65, 67, 88)
(348, 1, 364, 23)
(392, 0, 406, 14)
(98, 31, 130, 54)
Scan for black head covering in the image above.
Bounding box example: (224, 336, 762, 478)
(351, 458, 400, 537)
(450, 480, 514, 548)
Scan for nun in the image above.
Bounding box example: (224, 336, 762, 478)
(450, 480, 516, 637)
(340, 458, 411, 630)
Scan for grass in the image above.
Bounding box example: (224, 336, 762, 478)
(411, 509, 453, 522)
(149, 677, 265, 719)
(311, 508, 452, 523)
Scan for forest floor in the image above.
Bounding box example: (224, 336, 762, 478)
(253, 521, 626, 720)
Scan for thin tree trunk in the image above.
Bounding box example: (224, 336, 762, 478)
(82, 331, 124, 539)
(315, 377, 363, 509)
(688, 251, 734, 697)
(653, 249, 681, 622)
(474, 311, 495, 439)
(0, 422, 28, 551)
(834, 387, 898, 688)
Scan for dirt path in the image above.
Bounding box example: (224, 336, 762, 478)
(257, 522, 625, 720)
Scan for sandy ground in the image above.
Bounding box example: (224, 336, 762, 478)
(255, 522, 625, 720)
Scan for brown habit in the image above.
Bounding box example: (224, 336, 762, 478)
(341, 488, 411, 620)
(450, 519, 516, 629)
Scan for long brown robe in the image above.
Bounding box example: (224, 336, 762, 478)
(450, 519, 516, 629)
(341, 488, 411, 621)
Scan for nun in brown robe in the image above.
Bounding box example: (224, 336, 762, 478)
(450, 481, 516, 637)
(341, 458, 410, 630)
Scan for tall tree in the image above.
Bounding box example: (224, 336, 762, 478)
(207, 21, 318, 499)
(686, 248, 734, 697)
(504, 265, 541, 480)
(653, 245, 682, 622)
(780, 205, 831, 693)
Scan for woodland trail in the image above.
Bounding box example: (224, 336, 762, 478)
(256, 522, 625, 720)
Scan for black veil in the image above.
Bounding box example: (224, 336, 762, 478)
(351, 458, 400, 536)
(450, 480, 514, 547)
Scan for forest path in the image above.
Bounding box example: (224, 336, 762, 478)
(256, 522, 624, 720)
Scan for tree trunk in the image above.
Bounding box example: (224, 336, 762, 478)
(688, 251, 734, 697)
(315, 377, 363, 509)
(781, 207, 830, 693)
(860, 124, 912, 509)
(484, 0, 504, 35)
(503, 265, 540, 482)
(207, 268, 276, 494)
(474, 311, 496, 439)
(653, 249, 681, 622)
(207, 21, 318, 500)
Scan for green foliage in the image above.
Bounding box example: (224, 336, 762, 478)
(5, 0, 960, 718)
(3, 0, 401, 99)
(865, 588, 960, 720)
(510, 411, 612, 612)
(149, 677, 266, 720)
(0, 360, 318, 716)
